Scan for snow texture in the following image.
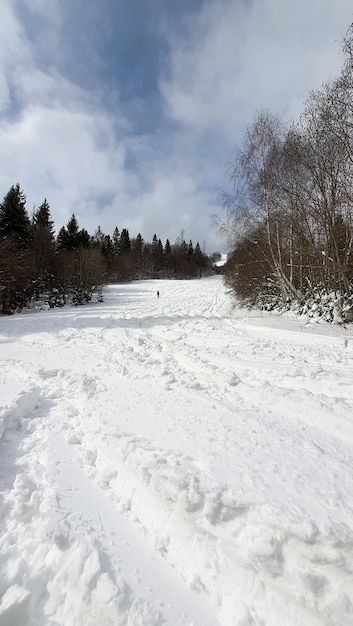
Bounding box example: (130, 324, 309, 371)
(0, 276, 353, 626)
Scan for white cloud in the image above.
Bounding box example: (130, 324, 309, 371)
(0, 2, 132, 236)
(0, 102, 133, 227)
(160, 0, 353, 133)
(121, 172, 213, 244)
(0, 2, 32, 111)
(1, 0, 352, 254)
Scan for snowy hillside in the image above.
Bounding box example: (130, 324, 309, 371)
(1, 276, 353, 626)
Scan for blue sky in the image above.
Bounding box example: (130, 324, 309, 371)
(1, 0, 352, 252)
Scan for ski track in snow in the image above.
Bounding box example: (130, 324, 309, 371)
(1, 276, 353, 625)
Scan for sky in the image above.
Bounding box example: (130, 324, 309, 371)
(0, 0, 352, 253)
(1, 276, 353, 625)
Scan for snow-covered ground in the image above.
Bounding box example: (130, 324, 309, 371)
(1, 276, 353, 626)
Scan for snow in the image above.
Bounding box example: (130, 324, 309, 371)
(0, 276, 353, 626)
(214, 254, 227, 267)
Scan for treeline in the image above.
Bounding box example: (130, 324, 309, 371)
(220, 25, 353, 323)
(0, 184, 212, 314)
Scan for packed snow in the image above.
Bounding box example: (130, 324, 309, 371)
(1, 276, 353, 626)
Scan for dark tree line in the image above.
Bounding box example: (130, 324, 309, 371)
(0, 186, 212, 314)
(218, 25, 353, 323)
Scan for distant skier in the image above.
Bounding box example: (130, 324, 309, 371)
(157, 291, 160, 298)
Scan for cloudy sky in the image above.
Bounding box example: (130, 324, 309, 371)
(1, 0, 352, 252)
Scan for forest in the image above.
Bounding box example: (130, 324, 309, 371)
(220, 25, 353, 323)
(0, 186, 213, 314)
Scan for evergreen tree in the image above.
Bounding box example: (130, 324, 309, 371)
(131, 233, 144, 277)
(194, 242, 202, 256)
(57, 214, 80, 249)
(192, 241, 207, 276)
(77, 228, 91, 249)
(0, 184, 35, 312)
(102, 234, 113, 257)
(164, 239, 171, 255)
(132, 233, 144, 261)
(187, 240, 194, 257)
(56, 226, 69, 249)
(92, 225, 105, 248)
(32, 198, 55, 237)
(112, 227, 120, 255)
(134, 232, 144, 253)
(119, 228, 131, 254)
(67, 214, 79, 248)
(163, 238, 174, 275)
(151, 233, 163, 274)
(0, 183, 32, 248)
(31, 198, 56, 293)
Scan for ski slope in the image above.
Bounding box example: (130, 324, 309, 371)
(1, 276, 353, 626)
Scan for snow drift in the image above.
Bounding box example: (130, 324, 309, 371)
(0, 277, 353, 625)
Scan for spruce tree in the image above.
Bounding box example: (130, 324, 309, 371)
(163, 238, 174, 275)
(0, 183, 32, 248)
(32, 198, 55, 293)
(32, 198, 55, 237)
(66, 214, 80, 248)
(77, 228, 90, 249)
(192, 242, 206, 276)
(102, 234, 113, 257)
(57, 214, 80, 249)
(187, 240, 194, 257)
(131, 233, 144, 277)
(0, 184, 34, 312)
(119, 228, 131, 253)
(112, 227, 120, 255)
(132, 233, 144, 261)
(164, 239, 171, 255)
(92, 225, 105, 248)
(56, 226, 69, 249)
